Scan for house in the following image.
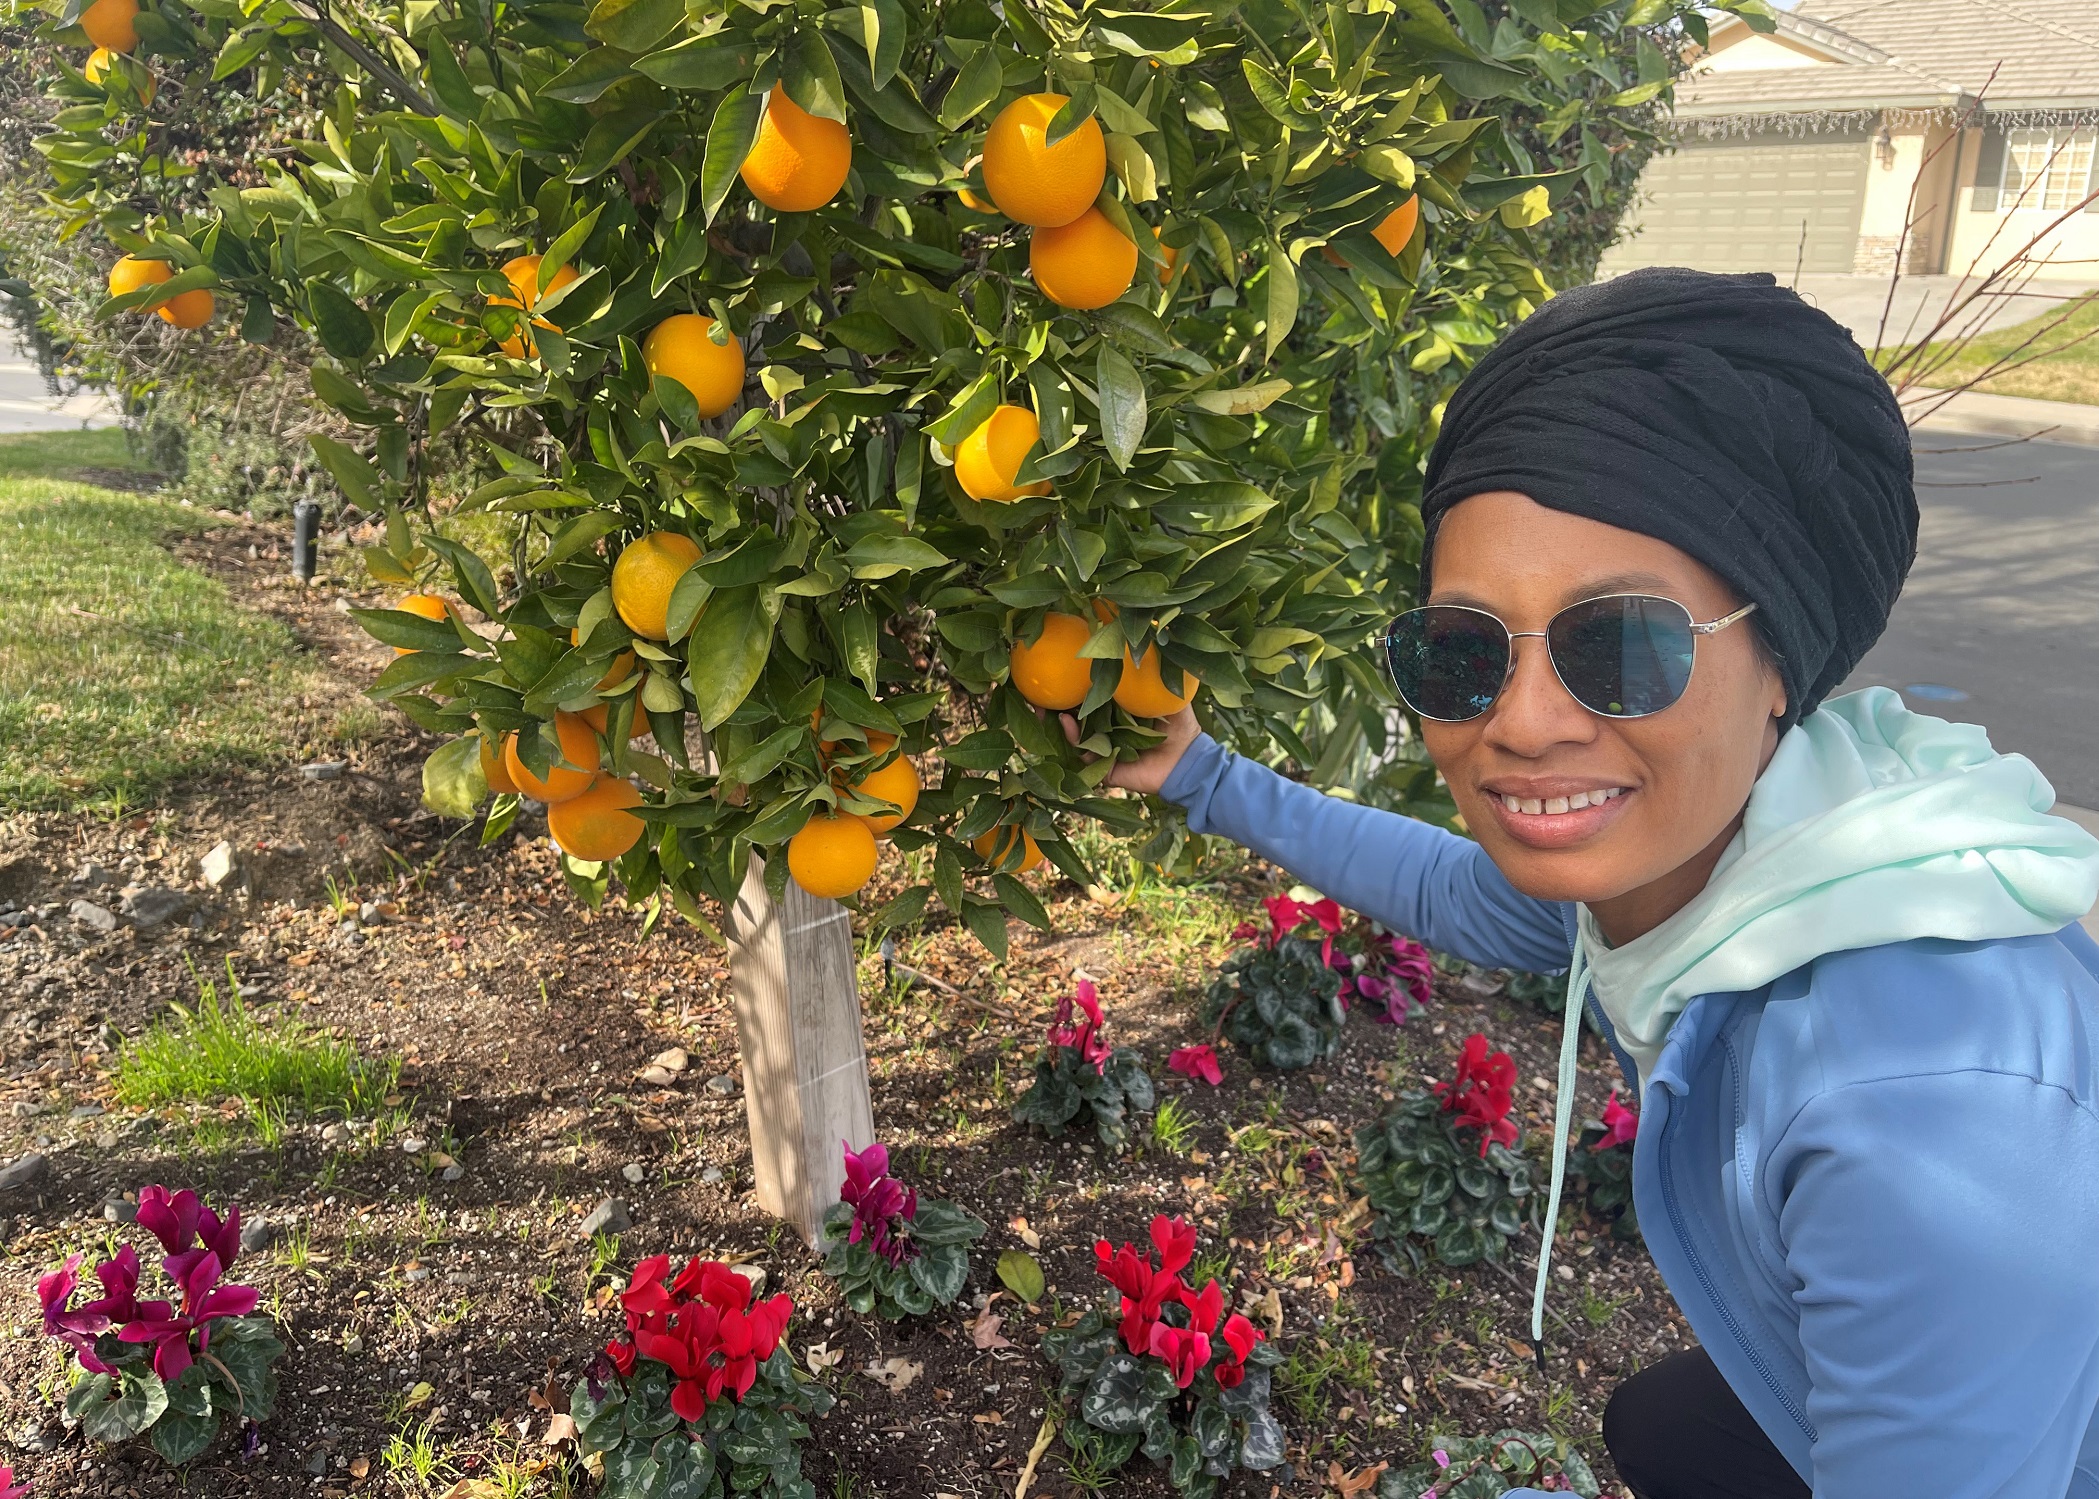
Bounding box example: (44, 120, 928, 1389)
(1597, 0, 2099, 281)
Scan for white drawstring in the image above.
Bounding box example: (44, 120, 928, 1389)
(1531, 929, 1591, 1353)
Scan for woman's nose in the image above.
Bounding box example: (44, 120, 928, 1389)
(1484, 636, 1597, 755)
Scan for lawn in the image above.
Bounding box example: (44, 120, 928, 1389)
(1895, 289, 2099, 405)
(0, 427, 331, 808)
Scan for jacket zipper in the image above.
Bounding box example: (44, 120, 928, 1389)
(1655, 1025, 1815, 1442)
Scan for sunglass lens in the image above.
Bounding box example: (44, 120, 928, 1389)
(1548, 595, 1696, 717)
(1385, 607, 1509, 721)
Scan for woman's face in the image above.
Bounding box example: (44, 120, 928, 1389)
(1418, 492, 1788, 939)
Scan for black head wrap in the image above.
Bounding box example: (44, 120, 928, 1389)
(1419, 267, 1917, 726)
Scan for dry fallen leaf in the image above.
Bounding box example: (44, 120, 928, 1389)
(542, 1413, 578, 1448)
(970, 1308, 1013, 1350)
(348, 1456, 371, 1480)
(1327, 1459, 1388, 1496)
(971, 1410, 1004, 1425)
(402, 1381, 436, 1411)
(863, 1356, 923, 1392)
(1008, 1215, 1042, 1250)
(804, 1340, 844, 1373)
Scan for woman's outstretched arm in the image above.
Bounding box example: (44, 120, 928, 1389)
(1142, 721, 1571, 974)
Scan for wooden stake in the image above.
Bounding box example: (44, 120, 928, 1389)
(726, 855, 875, 1246)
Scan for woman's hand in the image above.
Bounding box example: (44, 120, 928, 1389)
(1059, 705, 1201, 795)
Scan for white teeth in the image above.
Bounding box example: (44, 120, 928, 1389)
(1500, 789, 1626, 816)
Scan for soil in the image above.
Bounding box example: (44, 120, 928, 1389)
(0, 515, 1689, 1498)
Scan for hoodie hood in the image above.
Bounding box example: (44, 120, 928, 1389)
(1582, 685, 2099, 1090)
(1530, 686, 2099, 1348)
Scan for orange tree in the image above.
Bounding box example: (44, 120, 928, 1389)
(24, 0, 1769, 952)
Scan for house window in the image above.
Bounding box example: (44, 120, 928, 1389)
(2002, 129, 2097, 212)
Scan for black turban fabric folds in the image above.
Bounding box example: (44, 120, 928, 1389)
(1419, 267, 1918, 726)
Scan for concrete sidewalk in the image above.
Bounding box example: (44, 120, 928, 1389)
(1906, 387, 2099, 448)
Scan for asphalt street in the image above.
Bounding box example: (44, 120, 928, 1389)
(0, 331, 115, 433)
(1844, 432, 2099, 825)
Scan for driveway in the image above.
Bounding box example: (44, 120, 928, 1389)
(1788, 273, 2099, 353)
(0, 331, 118, 433)
(1843, 431, 2099, 812)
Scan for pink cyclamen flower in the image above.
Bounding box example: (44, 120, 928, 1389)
(0, 1462, 28, 1499)
(38, 1253, 116, 1373)
(136, 1185, 241, 1285)
(1168, 1044, 1223, 1087)
(1594, 1089, 1639, 1151)
(839, 1140, 918, 1265)
(1385, 936, 1435, 1016)
(116, 1249, 260, 1382)
(1046, 978, 1111, 1073)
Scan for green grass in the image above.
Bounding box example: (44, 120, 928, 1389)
(0, 428, 332, 807)
(1883, 291, 2099, 406)
(115, 959, 398, 1115)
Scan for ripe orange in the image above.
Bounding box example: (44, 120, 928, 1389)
(848, 755, 920, 836)
(958, 186, 997, 214)
(982, 94, 1106, 228)
(502, 711, 601, 804)
(490, 254, 578, 358)
(642, 314, 745, 419)
(973, 824, 1044, 874)
(579, 700, 653, 739)
(1116, 641, 1198, 717)
(611, 532, 702, 640)
(787, 812, 879, 898)
(390, 593, 452, 656)
(85, 47, 153, 102)
(571, 626, 637, 692)
(480, 732, 521, 795)
(1372, 196, 1421, 257)
(79, 0, 138, 52)
(1154, 229, 1179, 283)
(1009, 612, 1094, 711)
(156, 289, 213, 329)
(955, 404, 1051, 503)
(740, 89, 852, 213)
(107, 255, 169, 299)
(548, 775, 646, 861)
(812, 706, 898, 761)
(1030, 209, 1138, 310)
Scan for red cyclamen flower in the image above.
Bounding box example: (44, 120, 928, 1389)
(1167, 1044, 1223, 1087)
(1433, 1033, 1519, 1157)
(614, 1255, 794, 1419)
(1594, 1089, 1639, 1151)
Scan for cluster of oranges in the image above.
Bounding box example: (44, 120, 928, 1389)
(81, 0, 211, 329)
(1009, 606, 1198, 718)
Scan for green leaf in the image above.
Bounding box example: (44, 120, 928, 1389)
(1046, 82, 1097, 146)
(309, 435, 381, 507)
(306, 279, 373, 361)
(843, 533, 949, 579)
(1262, 242, 1298, 360)
(635, 36, 756, 90)
(422, 735, 489, 818)
(1095, 345, 1145, 472)
(996, 1248, 1045, 1303)
(784, 27, 848, 124)
(541, 204, 605, 293)
(687, 584, 777, 730)
(151, 1406, 219, 1465)
(585, 0, 687, 52)
(938, 43, 1003, 130)
(544, 47, 640, 102)
(701, 85, 765, 225)
(80, 1369, 168, 1444)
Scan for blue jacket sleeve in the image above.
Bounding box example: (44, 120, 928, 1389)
(1158, 732, 1571, 975)
(1773, 1071, 2099, 1498)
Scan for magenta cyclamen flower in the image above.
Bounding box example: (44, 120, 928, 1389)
(136, 1184, 241, 1284)
(1366, 936, 1435, 1025)
(839, 1141, 918, 1266)
(117, 1245, 261, 1381)
(0, 1461, 28, 1499)
(38, 1253, 116, 1375)
(1046, 978, 1111, 1073)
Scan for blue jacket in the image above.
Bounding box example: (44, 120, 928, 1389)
(1162, 733, 2099, 1497)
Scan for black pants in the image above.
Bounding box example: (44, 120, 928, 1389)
(1604, 1349, 1811, 1499)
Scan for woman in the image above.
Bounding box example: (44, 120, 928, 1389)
(1098, 270, 2099, 1497)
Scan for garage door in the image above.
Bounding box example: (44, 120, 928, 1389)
(1598, 132, 1870, 276)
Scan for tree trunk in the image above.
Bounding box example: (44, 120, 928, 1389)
(725, 854, 875, 1247)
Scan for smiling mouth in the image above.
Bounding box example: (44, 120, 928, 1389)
(1493, 788, 1627, 817)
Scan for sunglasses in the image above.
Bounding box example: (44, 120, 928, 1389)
(1380, 594, 1759, 723)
